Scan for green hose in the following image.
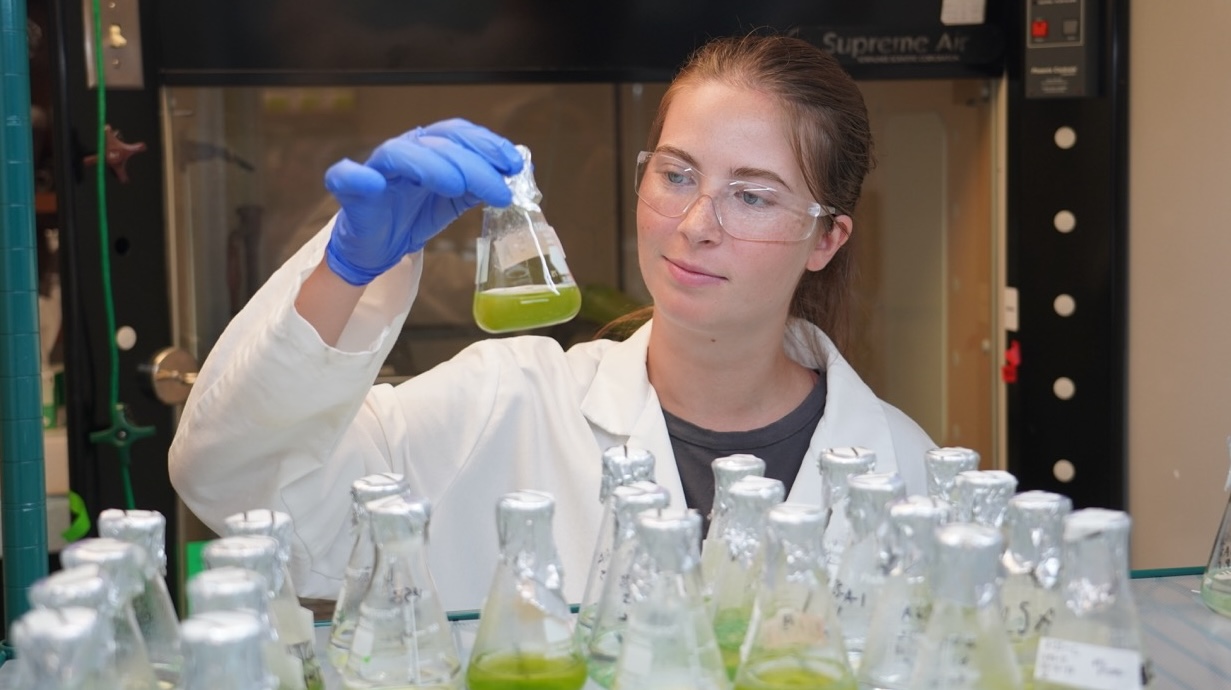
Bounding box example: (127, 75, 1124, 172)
(0, 0, 49, 651)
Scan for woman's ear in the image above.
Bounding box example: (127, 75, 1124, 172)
(805, 215, 853, 272)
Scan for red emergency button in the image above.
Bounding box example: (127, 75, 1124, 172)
(1031, 19, 1049, 38)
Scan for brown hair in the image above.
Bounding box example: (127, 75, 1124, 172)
(603, 32, 874, 354)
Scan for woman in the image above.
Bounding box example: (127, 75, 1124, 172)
(169, 33, 934, 612)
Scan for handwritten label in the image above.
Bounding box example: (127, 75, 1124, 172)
(1034, 637, 1143, 690)
(760, 609, 828, 647)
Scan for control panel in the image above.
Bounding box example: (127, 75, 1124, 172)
(1025, 0, 1096, 98)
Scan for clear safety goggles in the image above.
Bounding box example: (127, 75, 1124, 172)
(634, 150, 835, 243)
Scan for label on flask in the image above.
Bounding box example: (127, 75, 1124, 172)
(494, 223, 550, 269)
(1034, 637, 1143, 690)
(760, 609, 828, 647)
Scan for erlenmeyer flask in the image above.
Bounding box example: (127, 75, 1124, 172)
(585, 481, 672, 688)
(708, 476, 786, 680)
(329, 472, 411, 671)
(733, 503, 856, 690)
(856, 495, 951, 690)
(97, 509, 183, 688)
(818, 447, 878, 583)
(577, 446, 657, 647)
(466, 490, 587, 690)
(1201, 435, 1231, 617)
(832, 471, 905, 671)
(223, 510, 324, 690)
(473, 144, 580, 333)
(180, 611, 278, 690)
(909, 523, 1023, 690)
(1033, 509, 1150, 690)
(343, 493, 459, 689)
(610, 510, 729, 690)
(1000, 491, 1071, 686)
(27, 561, 158, 689)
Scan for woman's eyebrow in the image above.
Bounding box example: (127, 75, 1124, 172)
(731, 165, 791, 191)
(655, 145, 699, 168)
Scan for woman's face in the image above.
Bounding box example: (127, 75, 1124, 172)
(637, 81, 850, 337)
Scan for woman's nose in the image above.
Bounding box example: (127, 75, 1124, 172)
(677, 194, 724, 243)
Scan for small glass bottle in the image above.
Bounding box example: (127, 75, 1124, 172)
(343, 493, 460, 689)
(1201, 435, 1231, 617)
(224, 510, 324, 690)
(473, 144, 580, 333)
(97, 508, 183, 688)
(818, 447, 878, 582)
(708, 476, 787, 680)
(585, 480, 672, 688)
(180, 611, 277, 690)
(733, 503, 857, 690)
(1033, 509, 1150, 690)
(187, 566, 282, 690)
(11, 606, 120, 690)
(329, 472, 411, 671)
(466, 490, 587, 690)
(701, 455, 767, 587)
(577, 446, 657, 647)
(857, 495, 952, 690)
(610, 510, 729, 690)
(1000, 491, 1072, 687)
(831, 471, 905, 671)
(923, 447, 981, 505)
(27, 561, 158, 689)
(909, 523, 1023, 690)
(203, 535, 312, 690)
(953, 469, 1018, 528)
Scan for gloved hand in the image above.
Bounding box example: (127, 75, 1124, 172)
(323, 118, 524, 286)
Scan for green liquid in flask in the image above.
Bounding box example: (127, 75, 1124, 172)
(733, 656, 858, 690)
(465, 651, 588, 690)
(714, 607, 752, 679)
(473, 285, 582, 334)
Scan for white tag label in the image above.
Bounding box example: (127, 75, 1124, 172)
(940, 0, 985, 26)
(1034, 637, 1143, 690)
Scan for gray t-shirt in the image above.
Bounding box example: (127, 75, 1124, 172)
(663, 371, 828, 533)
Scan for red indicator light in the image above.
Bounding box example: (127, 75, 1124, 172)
(1031, 19, 1049, 38)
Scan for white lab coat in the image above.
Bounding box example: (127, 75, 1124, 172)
(169, 217, 936, 612)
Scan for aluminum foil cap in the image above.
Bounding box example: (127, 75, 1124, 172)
(188, 566, 276, 642)
(223, 510, 293, 567)
(28, 564, 115, 613)
(60, 537, 149, 601)
(718, 476, 786, 564)
(98, 508, 168, 575)
(885, 495, 953, 575)
(367, 493, 431, 545)
(351, 472, 409, 509)
(612, 481, 672, 542)
(202, 535, 283, 596)
(924, 447, 981, 502)
(497, 490, 563, 590)
(763, 503, 828, 580)
(180, 611, 272, 690)
(1004, 490, 1072, 588)
(600, 445, 657, 503)
(11, 607, 114, 680)
(846, 472, 907, 536)
(954, 470, 1018, 527)
(932, 522, 1005, 607)
(635, 510, 703, 574)
(819, 447, 878, 509)
(1063, 507, 1132, 573)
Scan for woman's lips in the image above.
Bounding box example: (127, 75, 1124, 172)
(666, 257, 725, 285)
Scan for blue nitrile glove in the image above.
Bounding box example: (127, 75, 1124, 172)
(323, 118, 524, 286)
